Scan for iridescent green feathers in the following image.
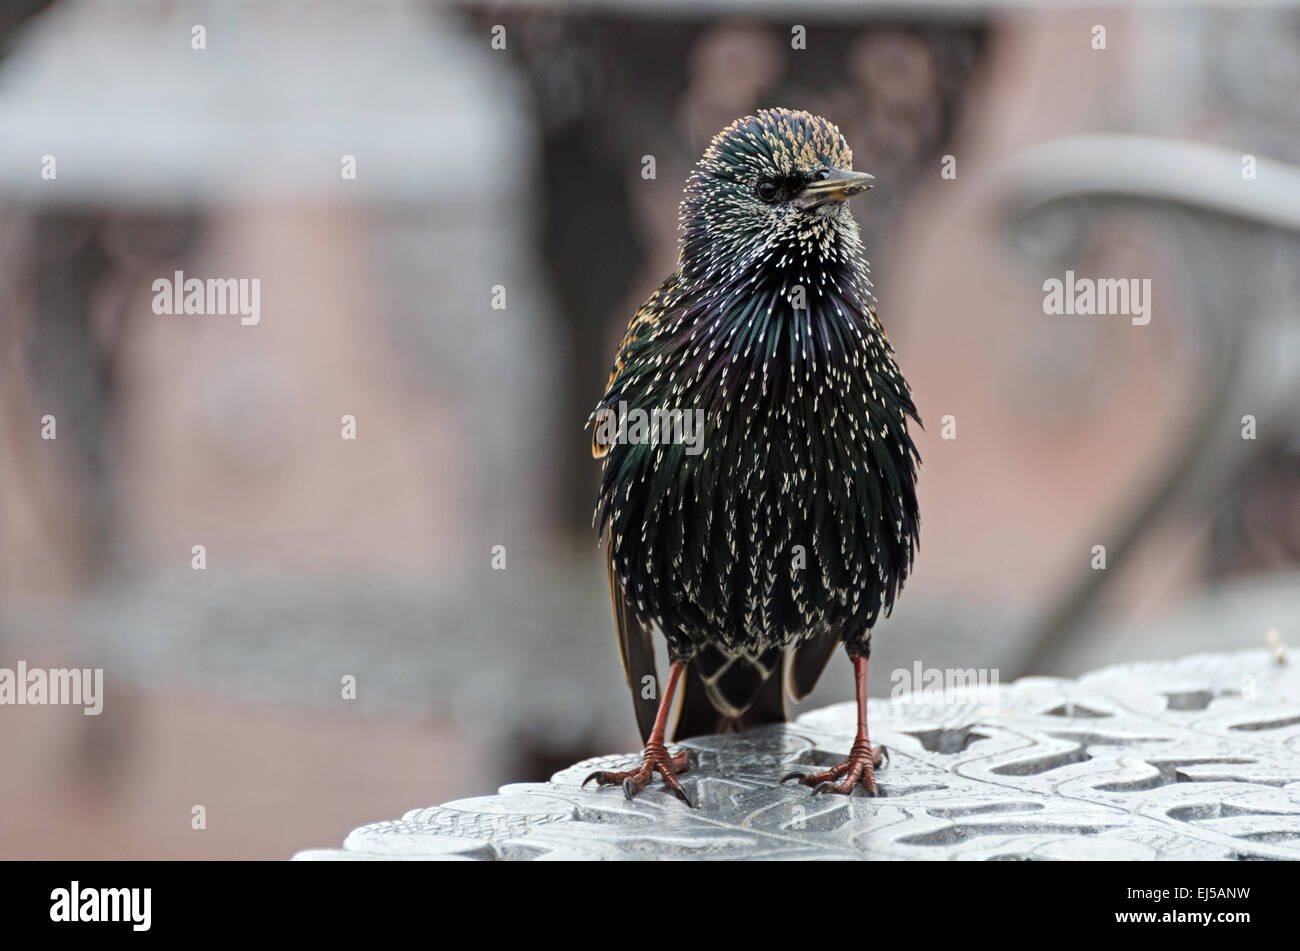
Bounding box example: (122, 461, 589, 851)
(593, 107, 920, 687)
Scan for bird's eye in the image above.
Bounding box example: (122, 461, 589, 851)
(755, 180, 779, 202)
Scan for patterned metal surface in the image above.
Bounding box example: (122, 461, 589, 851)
(296, 649, 1300, 860)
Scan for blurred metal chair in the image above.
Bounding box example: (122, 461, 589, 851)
(996, 135, 1300, 674)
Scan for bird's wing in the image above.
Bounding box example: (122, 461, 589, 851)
(607, 545, 661, 742)
(788, 629, 840, 701)
(595, 272, 687, 740)
(866, 301, 889, 342)
(591, 273, 680, 459)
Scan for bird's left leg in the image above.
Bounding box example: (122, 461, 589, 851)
(782, 650, 887, 795)
(582, 659, 694, 806)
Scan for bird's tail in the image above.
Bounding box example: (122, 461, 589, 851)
(672, 644, 788, 740)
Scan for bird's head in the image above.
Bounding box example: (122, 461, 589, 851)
(678, 108, 874, 284)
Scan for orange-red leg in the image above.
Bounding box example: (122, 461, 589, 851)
(782, 654, 888, 795)
(583, 660, 695, 806)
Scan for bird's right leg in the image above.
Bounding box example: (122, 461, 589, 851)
(582, 659, 694, 806)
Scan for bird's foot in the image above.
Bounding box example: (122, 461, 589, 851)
(782, 739, 888, 795)
(582, 741, 695, 806)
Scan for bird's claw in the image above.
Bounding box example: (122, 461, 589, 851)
(782, 741, 887, 796)
(582, 742, 695, 807)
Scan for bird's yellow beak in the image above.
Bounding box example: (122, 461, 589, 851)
(794, 169, 875, 210)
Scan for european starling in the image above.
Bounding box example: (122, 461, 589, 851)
(585, 108, 920, 805)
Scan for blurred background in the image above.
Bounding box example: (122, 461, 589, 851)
(1, 0, 1298, 859)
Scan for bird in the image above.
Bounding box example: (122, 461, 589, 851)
(584, 108, 921, 806)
